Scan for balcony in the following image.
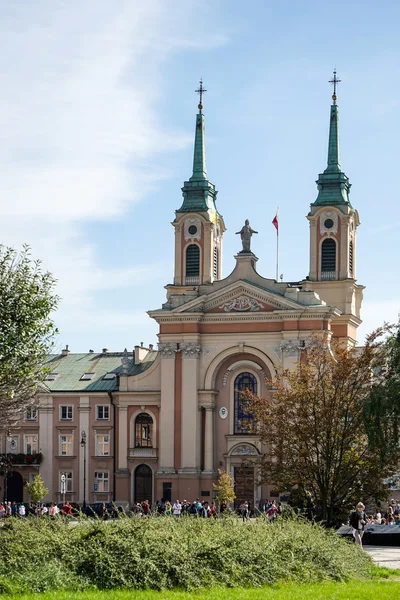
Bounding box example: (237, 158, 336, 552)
(0, 452, 43, 466)
(129, 447, 157, 458)
(185, 276, 200, 285)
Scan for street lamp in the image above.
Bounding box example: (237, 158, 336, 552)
(80, 430, 87, 508)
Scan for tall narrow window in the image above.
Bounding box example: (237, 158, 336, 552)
(95, 435, 110, 456)
(25, 435, 38, 455)
(349, 240, 354, 276)
(321, 238, 336, 279)
(234, 373, 257, 435)
(213, 247, 219, 280)
(135, 413, 153, 447)
(59, 434, 73, 456)
(185, 244, 200, 284)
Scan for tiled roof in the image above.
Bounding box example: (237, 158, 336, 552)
(44, 351, 157, 393)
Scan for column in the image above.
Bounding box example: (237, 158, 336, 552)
(157, 342, 178, 474)
(117, 406, 128, 470)
(180, 342, 201, 473)
(203, 407, 215, 473)
(78, 395, 90, 505)
(38, 395, 54, 501)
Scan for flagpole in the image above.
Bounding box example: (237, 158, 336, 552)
(275, 207, 279, 281)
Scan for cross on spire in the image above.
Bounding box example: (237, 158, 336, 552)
(195, 78, 207, 113)
(329, 69, 341, 105)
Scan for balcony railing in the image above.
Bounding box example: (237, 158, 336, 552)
(129, 447, 157, 458)
(185, 276, 200, 285)
(0, 452, 43, 466)
(320, 271, 337, 281)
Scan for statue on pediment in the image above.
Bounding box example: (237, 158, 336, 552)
(236, 219, 258, 253)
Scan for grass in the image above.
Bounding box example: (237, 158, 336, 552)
(2, 580, 400, 600)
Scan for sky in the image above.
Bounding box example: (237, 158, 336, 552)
(0, 0, 399, 352)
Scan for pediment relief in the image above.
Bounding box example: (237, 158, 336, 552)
(172, 282, 306, 315)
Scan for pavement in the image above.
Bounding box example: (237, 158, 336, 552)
(364, 545, 400, 570)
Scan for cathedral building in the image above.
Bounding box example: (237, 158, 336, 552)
(0, 78, 364, 508)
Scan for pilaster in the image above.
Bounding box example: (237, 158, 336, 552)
(179, 342, 201, 473)
(38, 396, 54, 501)
(157, 342, 178, 474)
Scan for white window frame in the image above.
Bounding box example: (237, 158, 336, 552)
(60, 405, 73, 421)
(94, 471, 109, 492)
(60, 471, 73, 493)
(24, 435, 38, 455)
(59, 434, 73, 456)
(25, 407, 38, 421)
(95, 434, 110, 456)
(96, 405, 110, 420)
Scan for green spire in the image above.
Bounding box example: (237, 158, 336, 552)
(312, 71, 352, 208)
(177, 80, 219, 214)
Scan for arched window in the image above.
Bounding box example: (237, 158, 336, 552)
(185, 244, 200, 284)
(234, 372, 257, 434)
(321, 238, 336, 279)
(135, 413, 153, 448)
(349, 240, 354, 276)
(213, 247, 219, 280)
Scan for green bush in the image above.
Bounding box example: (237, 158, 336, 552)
(0, 516, 372, 593)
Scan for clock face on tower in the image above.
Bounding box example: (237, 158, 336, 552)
(188, 225, 197, 235)
(324, 218, 334, 229)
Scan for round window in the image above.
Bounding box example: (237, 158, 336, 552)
(324, 218, 334, 229)
(188, 225, 198, 235)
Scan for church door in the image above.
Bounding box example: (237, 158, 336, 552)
(234, 466, 254, 508)
(134, 464, 152, 504)
(6, 471, 24, 503)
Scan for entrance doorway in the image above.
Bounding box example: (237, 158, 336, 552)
(234, 466, 254, 508)
(134, 464, 152, 504)
(4, 471, 24, 503)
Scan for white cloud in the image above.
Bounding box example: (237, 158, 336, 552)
(0, 1, 228, 349)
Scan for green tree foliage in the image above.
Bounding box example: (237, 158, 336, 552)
(213, 469, 236, 506)
(25, 473, 49, 504)
(0, 245, 58, 429)
(364, 322, 400, 467)
(246, 333, 394, 525)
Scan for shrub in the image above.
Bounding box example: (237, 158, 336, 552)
(0, 516, 372, 593)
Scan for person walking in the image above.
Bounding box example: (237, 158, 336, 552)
(349, 502, 367, 548)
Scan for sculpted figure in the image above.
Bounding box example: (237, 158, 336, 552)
(236, 219, 258, 253)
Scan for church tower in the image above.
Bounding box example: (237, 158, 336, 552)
(305, 71, 364, 343)
(171, 81, 226, 289)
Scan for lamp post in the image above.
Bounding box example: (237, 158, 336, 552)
(80, 430, 87, 508)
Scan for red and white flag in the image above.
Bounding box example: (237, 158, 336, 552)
(272, 213, 279, 233)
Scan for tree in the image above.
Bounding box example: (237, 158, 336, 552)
(247, 333, 395, 525)
(25, 473, 49, 504)
(0, 245, 59, 429)
(364, 322, 400, 467)
(213, 469, 236, 506)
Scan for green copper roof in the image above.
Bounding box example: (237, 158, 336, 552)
(177, 110, 218, 213)
(43, 351, 157, 392)
(312, 103, 352, 208)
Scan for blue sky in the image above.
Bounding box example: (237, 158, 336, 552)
(1, 0, 399, 352)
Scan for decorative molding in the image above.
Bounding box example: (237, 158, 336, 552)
(157, 342, 179, 358)
(231, 444, 258, 456)
(219, 295, 265, 313)
(280, 340, 301, 356)
(184, 218, 202, 242)
(180, 342, 201, 359)
(319, 211, 338, 236)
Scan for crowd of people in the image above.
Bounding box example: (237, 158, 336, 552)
(0, 500, 75, 518)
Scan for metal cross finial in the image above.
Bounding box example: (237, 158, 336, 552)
(329, 69, 341, 105)
(195, 78, 207, 113)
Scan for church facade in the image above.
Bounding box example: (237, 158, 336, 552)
(1, 82, 364, 507)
